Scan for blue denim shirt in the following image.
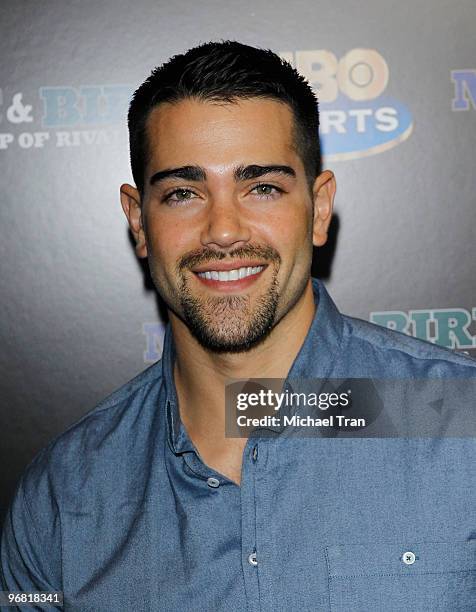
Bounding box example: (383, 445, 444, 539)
(2, 278, 475, 611)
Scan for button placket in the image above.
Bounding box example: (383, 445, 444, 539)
(239, 439, 262, 611)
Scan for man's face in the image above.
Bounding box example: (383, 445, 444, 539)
(121, 97, 334, 352)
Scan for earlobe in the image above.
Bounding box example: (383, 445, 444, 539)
(312, 170, 336, 247)
(120, 183, 148, 258)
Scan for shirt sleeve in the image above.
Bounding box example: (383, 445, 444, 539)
(1, 450, 62, 610)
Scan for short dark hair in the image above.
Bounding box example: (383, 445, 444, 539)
(127, 40, 320, 194)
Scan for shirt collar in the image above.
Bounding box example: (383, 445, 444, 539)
(287, 277, 344, 380)
(162, 325, 196, 454)
(162, 277, 345, 452)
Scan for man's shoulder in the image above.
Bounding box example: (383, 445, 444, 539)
(19, 359, 165, 505)
(341, 313, 476, 375)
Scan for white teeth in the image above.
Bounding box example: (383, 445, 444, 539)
(197, 265, 264, 281)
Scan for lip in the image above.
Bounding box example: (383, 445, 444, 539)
(191, 260, 268, 273)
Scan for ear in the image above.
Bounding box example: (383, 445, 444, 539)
(311, 170, 336, 247)
(120, 183, 148, 258)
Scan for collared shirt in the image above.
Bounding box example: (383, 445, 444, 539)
(1, 278, 475, 611)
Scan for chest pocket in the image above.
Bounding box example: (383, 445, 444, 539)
(325, 540, 476, 612)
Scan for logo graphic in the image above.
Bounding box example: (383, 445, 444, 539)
(370, 308, 476, 352)
(451, 70, 476, 111)
(0, 85, 132, 150)
(280, 49, 413, 161)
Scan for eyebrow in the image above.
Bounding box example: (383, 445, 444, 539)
(234, 164, 296, 181)
(149, 164, 296, 186)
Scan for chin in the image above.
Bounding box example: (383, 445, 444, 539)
(182, 291, 280, 353)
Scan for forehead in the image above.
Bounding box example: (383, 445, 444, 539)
(144, 97, 299, 173)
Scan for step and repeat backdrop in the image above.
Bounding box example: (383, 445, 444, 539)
(1, 0, 475, 522)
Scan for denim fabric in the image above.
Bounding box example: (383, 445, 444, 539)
(2, 278, 475, 611)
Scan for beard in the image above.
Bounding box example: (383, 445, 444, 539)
(176, 245, 281, 353)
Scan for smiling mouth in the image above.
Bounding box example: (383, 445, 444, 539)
(195, 265, 265, 282)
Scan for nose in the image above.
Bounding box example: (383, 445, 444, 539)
(199, 195, 251, 249)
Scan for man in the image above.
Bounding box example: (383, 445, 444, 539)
(1, 41, 475, 611)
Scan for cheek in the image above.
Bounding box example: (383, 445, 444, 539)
(146, 216, 191, 263)
(258, 206, 312, 254)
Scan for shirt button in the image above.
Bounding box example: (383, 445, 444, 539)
(252, 445, 258, 462)
(207, 477, 220, 488)
(402, 551, 416, 565)
(248, 551, 258, 566)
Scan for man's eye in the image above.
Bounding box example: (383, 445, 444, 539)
(163, 188, 198, 204)
(250, 184, 283, 199)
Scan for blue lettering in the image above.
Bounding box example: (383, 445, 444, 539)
(40, 87, 80, 127)
(451, 70, 476, 111)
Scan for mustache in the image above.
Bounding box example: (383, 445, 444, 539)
(177, 244, 281, 272)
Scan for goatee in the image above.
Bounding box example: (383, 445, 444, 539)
(177, 245, 281, 353)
